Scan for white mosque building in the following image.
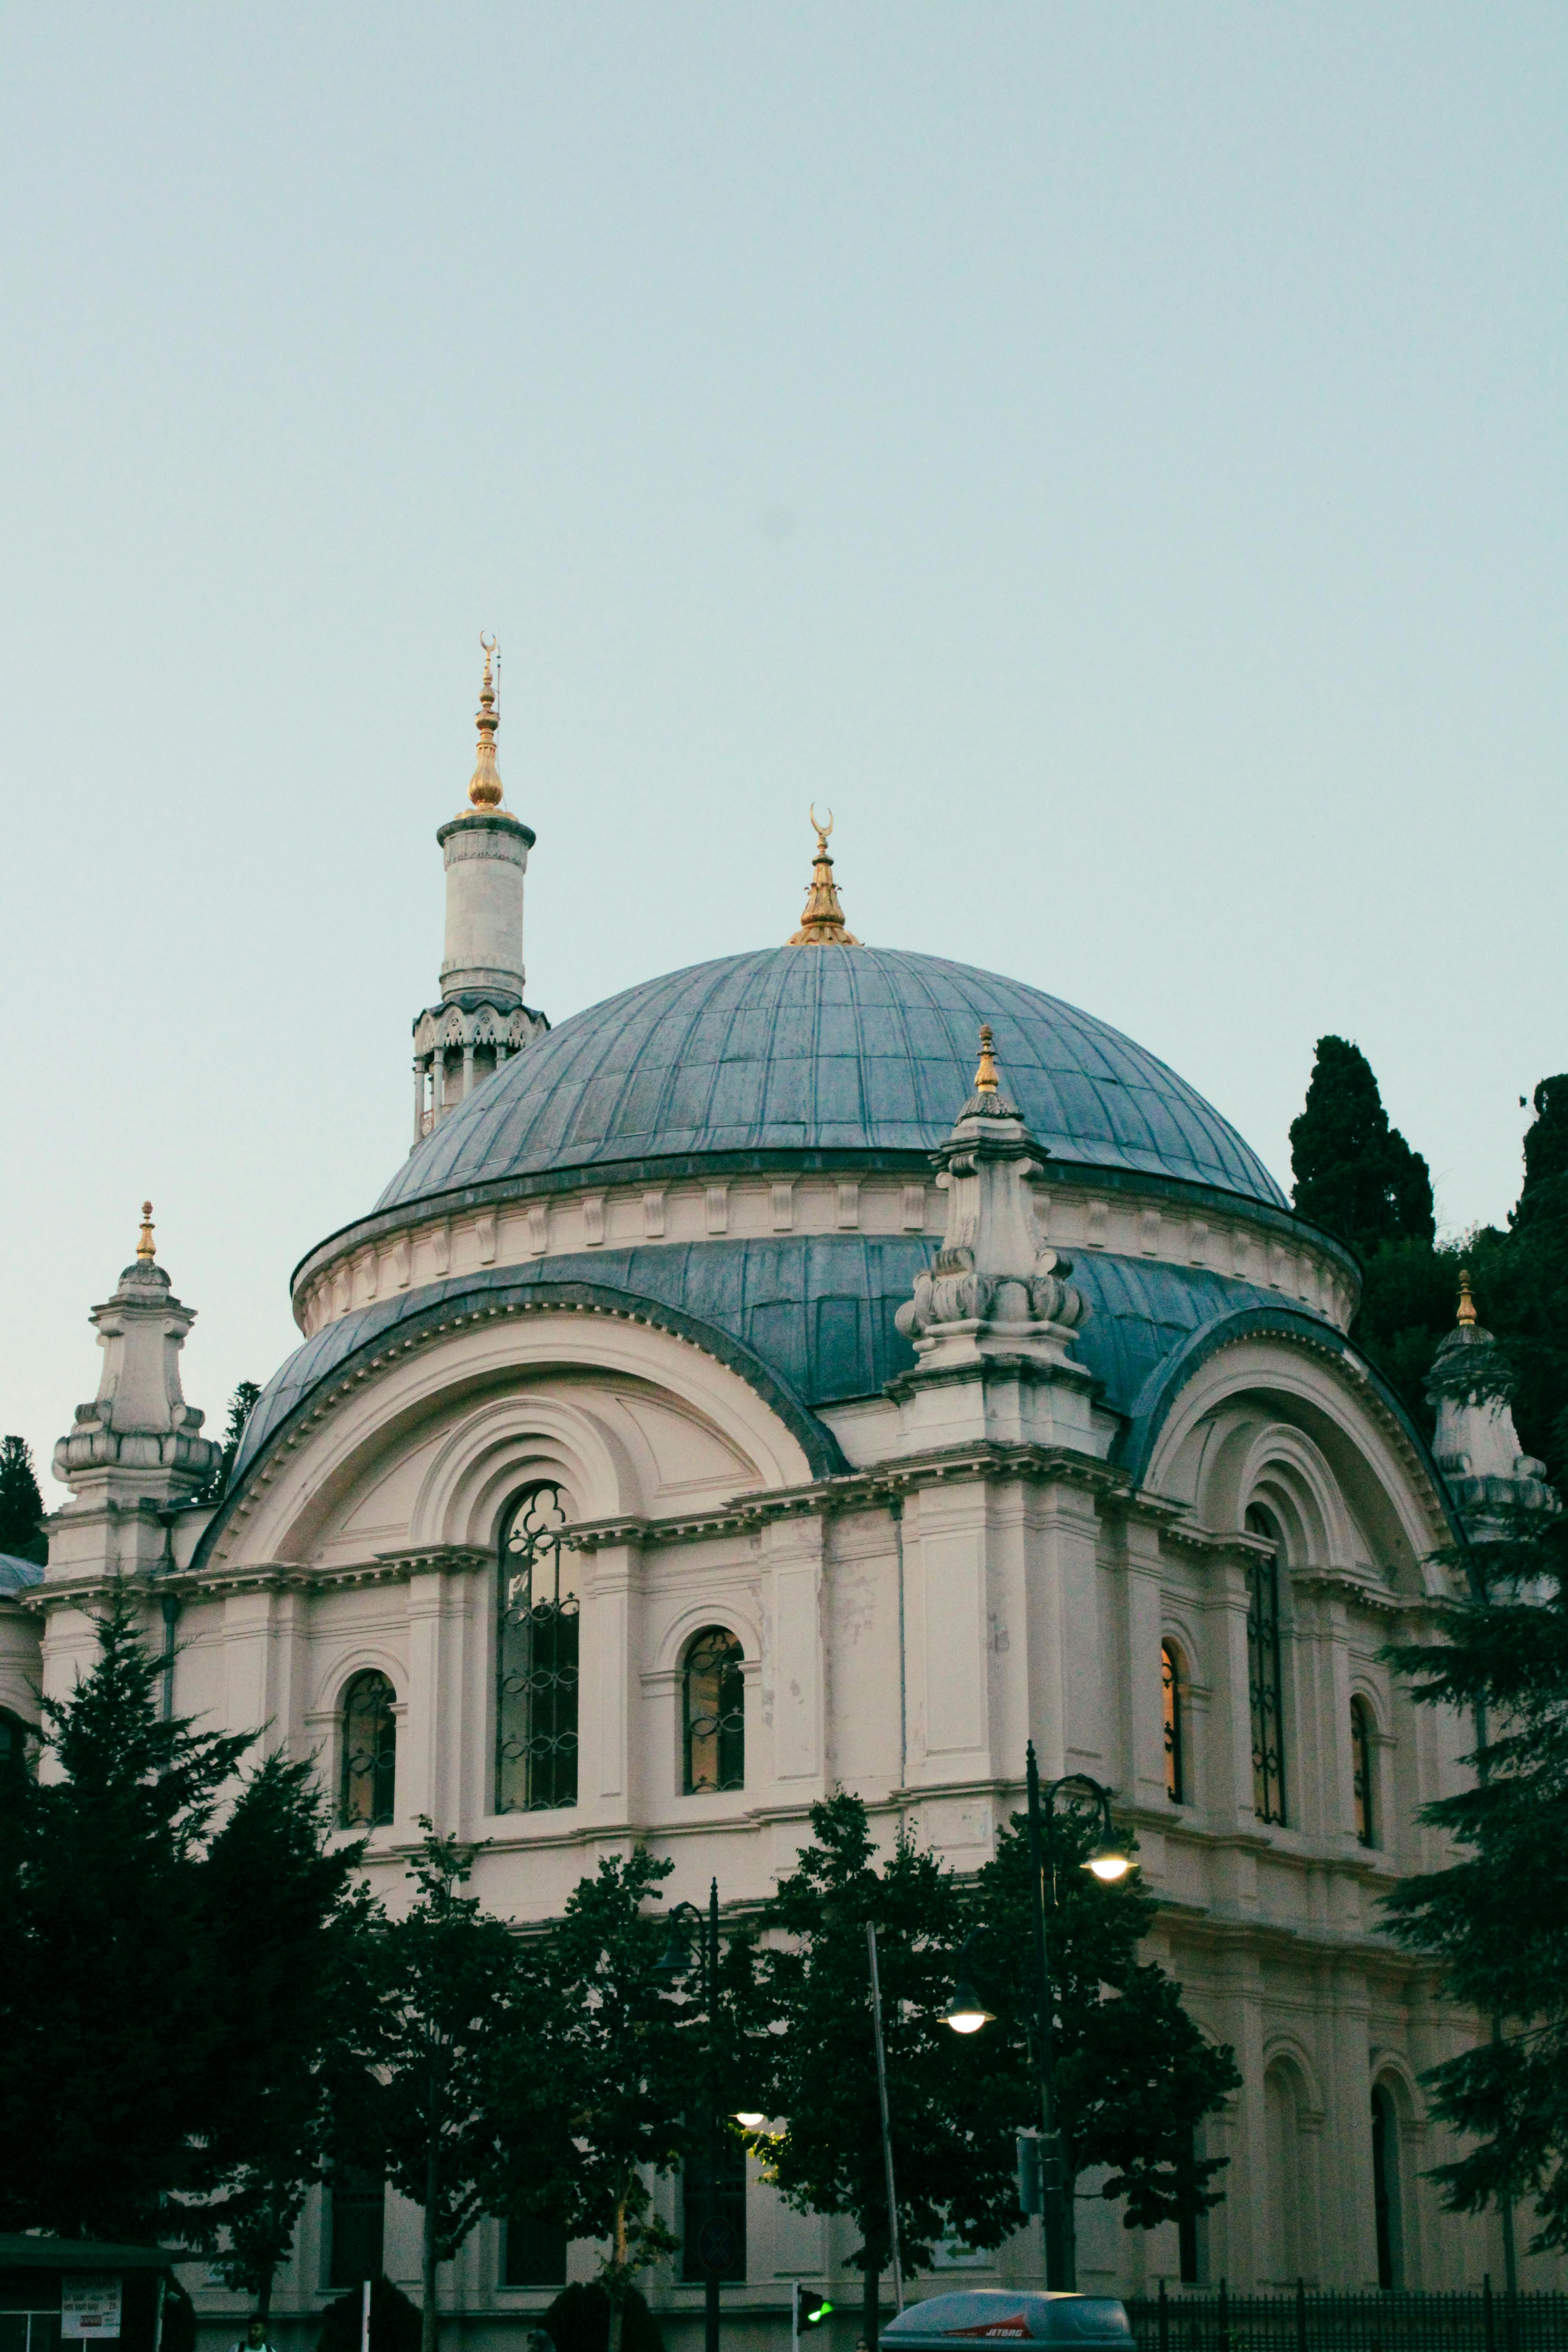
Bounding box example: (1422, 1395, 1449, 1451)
(2, 652, 1559, 2337)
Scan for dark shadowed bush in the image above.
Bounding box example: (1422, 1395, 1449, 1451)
(542, 2283, 663, 2352)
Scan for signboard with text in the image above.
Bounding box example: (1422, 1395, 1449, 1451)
(62, 2275, 123, 2339)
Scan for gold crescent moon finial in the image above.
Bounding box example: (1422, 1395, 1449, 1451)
(809, 803, 833, 843)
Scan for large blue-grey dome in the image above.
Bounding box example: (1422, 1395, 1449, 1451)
(377, 947, 1284, 1213)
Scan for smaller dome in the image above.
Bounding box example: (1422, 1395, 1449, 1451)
(377, 947, 1285, 1214)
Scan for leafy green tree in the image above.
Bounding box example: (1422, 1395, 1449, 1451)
(1381, 1503, 1568, 2244)
(193, 1380, 263, 1505)
(497, 1850, 694, 2352)
(202, 1753, 377, 2317)
(747, 1795, 1018, 2348)
(1290, 1035, 1435, 1257)
(345, 1829, 530, 2352)
(0, 1436, 46, 1564)
(0, 1581, 254, 2238)
(967, 1806, 1240, 2283)
(0, 1584, 380, 2275)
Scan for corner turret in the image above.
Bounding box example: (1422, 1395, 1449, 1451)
(1428, 1268, 1557, 1544)
(49, 1205, 222, 1578)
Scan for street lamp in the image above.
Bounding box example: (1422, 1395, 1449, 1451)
(940, 1933, 996, 2035)
(655, 1880, 736, 2352)
(941, 1746, 1136, 2292)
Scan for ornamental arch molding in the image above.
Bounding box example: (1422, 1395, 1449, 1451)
(202, 1300, 818, 1572)
(410, 1392, 641, 1551)
(653, 1596, 763, 1680)
(1138, 1330, 1447, 1595)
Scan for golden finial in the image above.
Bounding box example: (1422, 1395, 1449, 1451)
(466, 633, 505, 810)
(1457, 1267, 1477, 1327)
(788, 805, 861, 946)
(974, 1024, 1000, 1097)
(136, 1201, 156, 1261)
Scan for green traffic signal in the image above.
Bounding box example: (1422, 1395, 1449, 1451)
(793, 2286, 834, 2330)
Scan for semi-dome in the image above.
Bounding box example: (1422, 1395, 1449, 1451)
(377, 946, 1285, 1216)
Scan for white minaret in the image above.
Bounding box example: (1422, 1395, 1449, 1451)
(410, 639, 548, 1144)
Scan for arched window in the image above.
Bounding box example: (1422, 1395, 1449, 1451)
(340, 1672, 396, 1827)
(0, 1707, 37, 1789)
(1263, 2060, 1310, 2284)
(1245, 1506, 1287, 1825)
(1371, 2082, 1404, 2287)
(497, 1484, 578, 1813)
(684, 1628, 744, 1794)
(1351, 1696, 1376, 1847)
(1161, 1641, 1185, 1805)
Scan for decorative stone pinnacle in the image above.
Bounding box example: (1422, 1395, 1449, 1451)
(957, 1022, 1021, 1121)
(788, 804, 860, 946)
(1457, 1267, 1477, 1327)
(466, 633, 505, 811)
(136, 1201, 156, 1261)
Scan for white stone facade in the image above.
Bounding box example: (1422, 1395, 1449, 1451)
(9, 718, 1560, 2349)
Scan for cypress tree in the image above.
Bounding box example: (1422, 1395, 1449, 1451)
(0, 1437, 45, 1564)
(1289, 1035, 1435, 1256)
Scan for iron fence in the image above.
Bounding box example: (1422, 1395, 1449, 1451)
(1128, 2284, 1568, 2352)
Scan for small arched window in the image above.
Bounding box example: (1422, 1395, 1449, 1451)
(1351, 1696, 1376, 1847)
(340, 1671, 397, 1827)
(1161, 1642, 1185, 1805)
(1245, 1506, 1287, 1826)
(497, 1484, 579, 1813)
(684, 1628, 745, 1794)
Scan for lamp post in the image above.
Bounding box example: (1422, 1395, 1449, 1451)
(942, 1743, 1133, 2292)
(656, 1880, 734, 2352)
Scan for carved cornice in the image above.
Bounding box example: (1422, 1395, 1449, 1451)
(570, 1441, 1132, 1553)
(22, 1545, 492, 1612)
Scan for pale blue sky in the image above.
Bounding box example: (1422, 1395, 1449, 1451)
(2, 4, 1564, 1484)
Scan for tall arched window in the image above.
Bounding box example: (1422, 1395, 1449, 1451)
(684, 1628, 744, 1793)
(339, 1672, 396, 1827)
(497, 1484, 578, 1812)
(1351, 1696, 1376, 1847)
(1245, 1506, 1287, 1825)
(1371, 2081, 1403, 2288)
(1161, 1641, 1185, 1805)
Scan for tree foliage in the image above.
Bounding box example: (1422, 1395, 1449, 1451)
(1381, 1505, 1568, 2245)
(746, 1793, 1016, 2344)
(967, 1805, 1238, 2271)
(746, 1795, 1236, 2338)
(192, 1381, 263, 1506)
(201, 1754, 376, 2314)
(0, 1583, 362, 2260)
(0, 1435, 46, 1564)
(497, 1849, 693, 2352)
(343, 1829, 530, 2352)
(1290, 1035, 1435, 1258)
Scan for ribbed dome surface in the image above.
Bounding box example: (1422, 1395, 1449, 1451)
(377, 948, 1285, 1214)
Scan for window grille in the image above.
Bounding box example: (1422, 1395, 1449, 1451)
(497, 1484, 579, 1812)
(339, 1671, 397, 1828)
(1352, 1696, 1376, 1847)
(683, 1627, 745, 1793)
(1245, 1507, 1287, 1825)
(1162, 1641, 1184, 1805)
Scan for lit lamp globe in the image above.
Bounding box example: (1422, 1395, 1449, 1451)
(1084, 1838, 1134, 1884)
(940, 1977, 995, 2036)
(733, 2111, 767, 2129)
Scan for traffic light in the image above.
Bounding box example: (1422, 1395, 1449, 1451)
(792, 2284, 834, 2339)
